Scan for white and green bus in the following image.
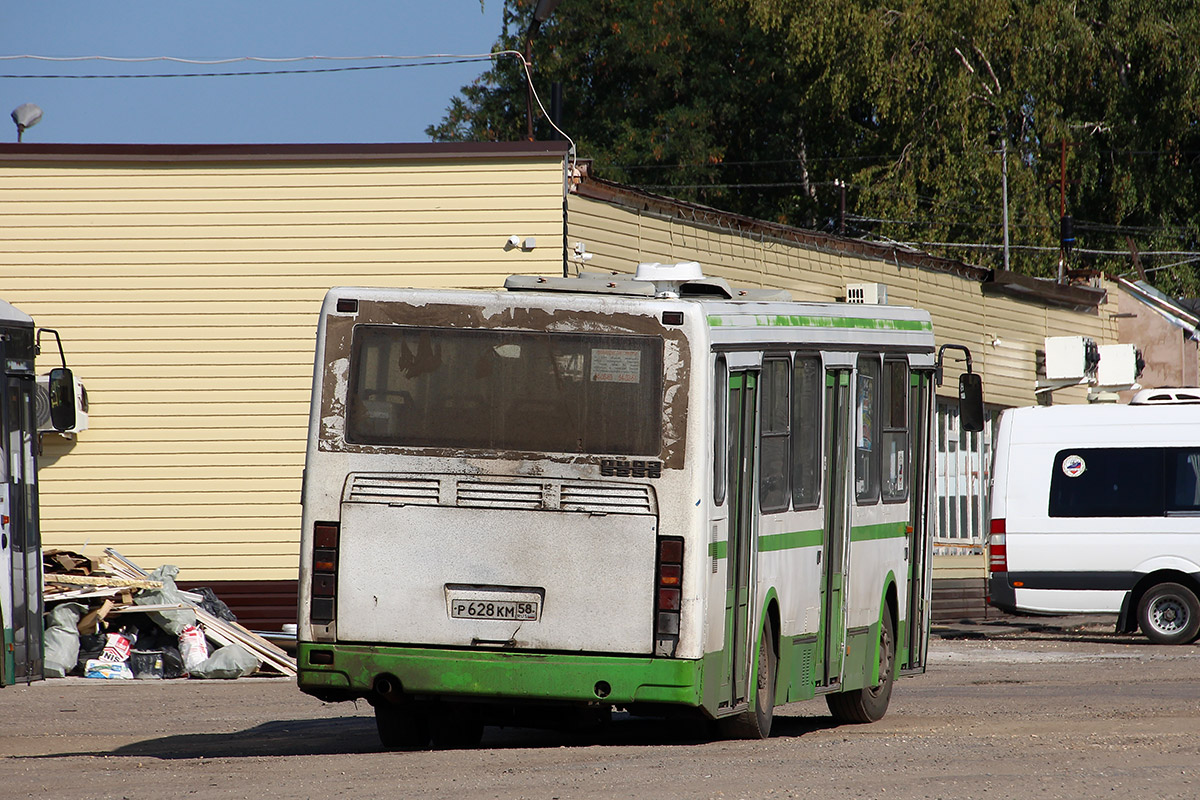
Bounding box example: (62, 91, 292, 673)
(1, 301, 80, 687)
(297, 262, 982, 746)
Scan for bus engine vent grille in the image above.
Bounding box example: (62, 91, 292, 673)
(560, 483, 654, 515)
(347, 475, 440, 505)
(456, 480, 544, 509)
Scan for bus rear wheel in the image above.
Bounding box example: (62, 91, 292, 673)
(719, 619, 776, 740)
(1138, 582, 1200, 645)
(374, 703, 430, 750)
(827, 609, 895, 724)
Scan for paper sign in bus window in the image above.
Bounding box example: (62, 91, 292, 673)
(591, 349, 641, 383)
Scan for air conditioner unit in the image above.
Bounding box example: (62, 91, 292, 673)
(846, 282, 887, 304)
(1044, 336, 1100, 381)
(35, 373, 89, 434)
(1096, 343, 1142, 387)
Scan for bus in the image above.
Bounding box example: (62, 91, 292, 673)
(1, 300, 79, 687)
(297, 262, 982, 746)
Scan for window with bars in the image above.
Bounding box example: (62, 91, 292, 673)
(933, 400, 997, 552)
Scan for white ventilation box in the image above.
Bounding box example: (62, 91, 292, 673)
(1096, 343, 1140, 387)
(845, 282, 887, 304)
(1044, 336, 1099, 381)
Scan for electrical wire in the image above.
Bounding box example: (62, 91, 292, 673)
(1, 50, 578, 170)
(0, 53, 501, 65)
(899, 240, 1200, 257)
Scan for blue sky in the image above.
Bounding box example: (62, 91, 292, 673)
(2, 2, 510, 144)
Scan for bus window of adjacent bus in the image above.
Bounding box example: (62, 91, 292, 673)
(759, 356, 791, 513)
(855, 355, 881, 503)
(882, 359, 909, 503)
(345, 326, 664, 456)
(791, 356, 821, 509)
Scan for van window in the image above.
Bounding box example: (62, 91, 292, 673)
(1049, 448, 1164, 517)
(1168, 450, 1200, 512)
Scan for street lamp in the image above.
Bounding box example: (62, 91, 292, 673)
(11, 103, 43, 143)
(524, 0, 563, 141)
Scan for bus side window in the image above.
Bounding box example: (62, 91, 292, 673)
(882, 359, 909, 503)
(759, 356, 791, 513)
(855, 355, 881, 504)
(791, 355, 822, 509)
(714, 355, 728, 506)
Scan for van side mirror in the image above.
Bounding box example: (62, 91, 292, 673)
(959, 372, 985, 432)
(48, 367, 77, 432)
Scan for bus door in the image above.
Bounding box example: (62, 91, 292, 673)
(0, 353, 42, 685)
(722, 370, 757, 709)
(904, 370, 934, 670)
(819, 368, 851, 687)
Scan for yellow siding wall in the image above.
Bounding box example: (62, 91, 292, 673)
(1, 156, 566, 579)
(568, 194, 1120, 408)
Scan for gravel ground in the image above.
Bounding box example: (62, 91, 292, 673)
(2, 618, 1198, 800)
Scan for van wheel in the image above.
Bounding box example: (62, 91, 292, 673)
(1138, 582, 1200, 645)
(827, 609, 895, 724)
(719, 619, 776, 739)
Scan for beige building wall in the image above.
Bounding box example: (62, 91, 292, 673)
(567, 192, 1120, 409)
(0, 144, 568, 580)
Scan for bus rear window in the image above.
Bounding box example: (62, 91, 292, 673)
(345, 326, 664, 456)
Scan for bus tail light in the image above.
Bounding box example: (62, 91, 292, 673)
(988, 518, 1007, 573)
(311, 522, 339, 625)
(655, 537, 684, 656)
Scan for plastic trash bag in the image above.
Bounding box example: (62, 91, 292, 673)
(43, 602, 86, 678)
(189, 644, 261, 680)
(84, 659, 134, 679)
(178, 624, 209, 673)
(133, 565, 197, 636)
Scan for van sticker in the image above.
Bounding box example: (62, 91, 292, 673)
(1061, 454, 1087, 478)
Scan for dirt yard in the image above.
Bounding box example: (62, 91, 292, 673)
(3, 624, 1199, 799)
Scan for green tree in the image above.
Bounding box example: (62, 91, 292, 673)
(427, 0, 818, 224)
(745, 0, 1200, 288)
(432, 1, 1200, 292)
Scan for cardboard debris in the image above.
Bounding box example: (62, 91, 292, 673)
(41, 548, 297, 679)
(43, 549, 97, 576)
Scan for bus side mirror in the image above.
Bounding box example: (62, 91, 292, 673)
(48, 367, 77, 432)
(959, 372, 985, 433)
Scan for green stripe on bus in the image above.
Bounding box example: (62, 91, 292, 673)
(707, 314, 931, 332)
(759, 528, 823, 552)
(850, 521, 908, 542)
(709, 522, 905, 560)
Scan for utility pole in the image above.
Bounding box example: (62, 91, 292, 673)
(524, 0, 564, 141)
(837, 179, 846, 235)
(1001, 140, 1010, 272)
(1055, 137, 1078, 284)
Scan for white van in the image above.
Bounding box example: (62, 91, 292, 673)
(988, 403, 1200, 644)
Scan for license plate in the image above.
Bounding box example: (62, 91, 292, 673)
(450, 599, 539, 621)
(446, 586, 542, 621)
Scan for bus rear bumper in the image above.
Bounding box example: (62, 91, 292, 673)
(297, 642, 704, 708)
